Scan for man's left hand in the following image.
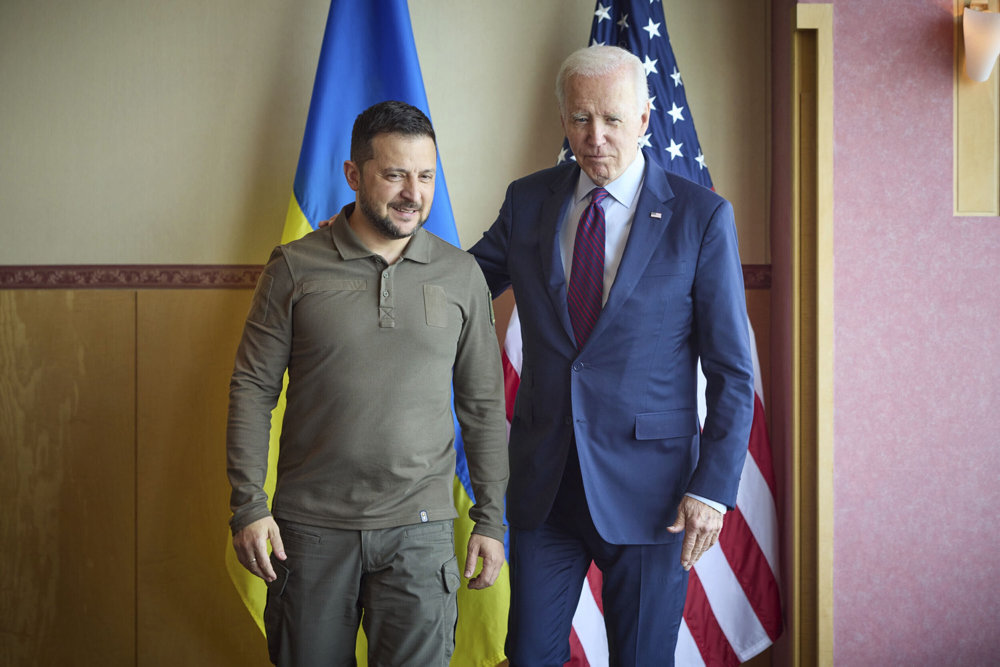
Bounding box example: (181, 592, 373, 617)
(667, 496, 724, 571)
(464, 534, 505, 590)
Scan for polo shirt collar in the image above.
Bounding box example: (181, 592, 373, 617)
(330, 203, 432, 264)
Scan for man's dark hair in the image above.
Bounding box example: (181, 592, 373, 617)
(350, 100, 436, 165)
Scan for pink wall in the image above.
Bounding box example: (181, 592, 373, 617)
(773, 1, 1000, 663)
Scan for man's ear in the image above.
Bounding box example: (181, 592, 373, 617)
(638, 99, 651, 136)
(343, 160, 361, 192)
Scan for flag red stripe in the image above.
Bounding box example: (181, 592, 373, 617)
(567, 628, 591, 667)
(747, 393, 777, 498)
(501, 348, 520, 422)
(718, 508, 783, 640)
(586, 563, 604, 616)
(683, 569, 741, 667)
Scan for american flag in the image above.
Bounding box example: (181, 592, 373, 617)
(501, 1, 783, 664)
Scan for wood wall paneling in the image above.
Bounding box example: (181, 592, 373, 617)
(2, 274, 772, 665)
(135, 290, 268, 666)
(0, 291, 136, 665)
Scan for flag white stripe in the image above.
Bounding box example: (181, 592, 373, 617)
(675, 619, 707, 667)
(503, 307, 522, 367)
(735, 453, 780, 576)
(573, 582, 610, 666)
(694, 546, 769, 662)
(747, 319, 765, 407)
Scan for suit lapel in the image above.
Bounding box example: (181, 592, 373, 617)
(585, 158, 676, 346)
(539, 166, 579, 346)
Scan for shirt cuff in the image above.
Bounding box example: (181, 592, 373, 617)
(685, 493, 727, 515)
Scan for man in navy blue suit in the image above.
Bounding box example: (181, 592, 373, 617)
(470, 46, 755, 666)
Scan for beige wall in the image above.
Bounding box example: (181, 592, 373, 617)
(0, 0, 769, 265)
(0, 2, 772, 663)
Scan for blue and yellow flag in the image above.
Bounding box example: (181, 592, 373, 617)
(225, 2, 509, 665)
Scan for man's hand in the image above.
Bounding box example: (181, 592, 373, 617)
(464, 534, 505, 590)
(667, 496, 724, 571)
(232, 516, 286, 582)
(317, 216, 335, 228)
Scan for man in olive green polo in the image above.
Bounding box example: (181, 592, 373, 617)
(226, 100, 508, 666)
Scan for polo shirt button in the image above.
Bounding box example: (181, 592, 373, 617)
(382, 291, 389, 297)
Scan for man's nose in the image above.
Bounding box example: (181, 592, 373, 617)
(587, 123, 606, 145)
(400, 176, 420, 200)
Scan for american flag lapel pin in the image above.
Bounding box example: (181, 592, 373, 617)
(650, 211, 662, 219)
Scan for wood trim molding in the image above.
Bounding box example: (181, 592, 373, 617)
(0, 264, 772, 290)
(0, 265, 264, 289)
(954, 0, 1000, 216)
(793, 4, 835, 666)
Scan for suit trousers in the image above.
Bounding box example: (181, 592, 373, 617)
(506, 446, 689, 667)
(263, 518, 460, 667)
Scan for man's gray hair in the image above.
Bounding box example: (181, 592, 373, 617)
(555, 46, 648, 114)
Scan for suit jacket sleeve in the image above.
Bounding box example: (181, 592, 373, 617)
(469, 182, 515, 299)
(687, 198, 755, 509)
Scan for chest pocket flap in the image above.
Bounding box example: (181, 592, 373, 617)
(424, 284, 449, 328)
(301, 279, 367, 294)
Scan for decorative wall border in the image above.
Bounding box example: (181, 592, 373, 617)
(0, 263, 771, 290)
(0, 265, 264, 289)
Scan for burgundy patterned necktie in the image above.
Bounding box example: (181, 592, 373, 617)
(567, 187, 609, 348)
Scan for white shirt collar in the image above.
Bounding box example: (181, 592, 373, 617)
(573, 150, 645, 208)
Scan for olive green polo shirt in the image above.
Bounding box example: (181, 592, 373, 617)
(227, 206, 508, 542)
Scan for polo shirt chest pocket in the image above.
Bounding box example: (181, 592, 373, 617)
(301, 280, 368, 294)
(297, 280, 368, 330)
(423, 285, 449, 328)
(299, 279, 369, 309)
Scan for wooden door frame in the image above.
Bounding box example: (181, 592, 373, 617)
(791, 4, 834, 665)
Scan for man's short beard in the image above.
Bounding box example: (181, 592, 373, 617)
(359, 191, 426, 241)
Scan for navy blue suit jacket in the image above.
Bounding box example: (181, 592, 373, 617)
(470, 154, 754, 545)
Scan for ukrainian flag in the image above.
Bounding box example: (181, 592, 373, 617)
(224, 2, 509, 665)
